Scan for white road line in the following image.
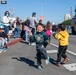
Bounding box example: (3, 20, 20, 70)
(47, 50, 57, 53)
(63, 63, 76, 71)
(50, 43, 76, 56)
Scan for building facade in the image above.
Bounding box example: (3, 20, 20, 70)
(64, 14, 71, 20)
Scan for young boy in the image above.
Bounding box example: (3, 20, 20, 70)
(0, 26, 8, 51)
(30, 23, 50, 70)
(53, 24, 69, 67)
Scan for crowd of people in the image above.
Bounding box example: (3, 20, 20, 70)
(0, 11, 70, 70)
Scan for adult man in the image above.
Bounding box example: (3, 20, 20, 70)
(30, 12, 38, 35)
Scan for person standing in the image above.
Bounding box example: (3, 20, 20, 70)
(30, 12, 38, 35)
(45, 21, 52, 43)
(29, 12, 38, 44)
(2, 11, 10, 35)
(14, 17, 20, 38)
(24, 18, 30, 42)
(53, 24, 69, 67)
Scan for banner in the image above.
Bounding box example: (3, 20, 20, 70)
(40, 16, 44, 21)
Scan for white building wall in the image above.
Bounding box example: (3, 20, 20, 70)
(64, 14, 71, 20)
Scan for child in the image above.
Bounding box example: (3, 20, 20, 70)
(0, 26, 8, 51)
(53, 24, 69, 67)
(45, 21, 52, 42)
(30, 23, 50, 70)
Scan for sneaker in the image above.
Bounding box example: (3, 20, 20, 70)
(56, 62, 61, 67)
(38, 66, 43, 70)
(0, 50, 3, 53)
(26, 40, 29, 42)
(29, 43, 31, 45)
(45, 56, 50, 65)
(31, 43, 36, 46)
(62, 58, 69, 63)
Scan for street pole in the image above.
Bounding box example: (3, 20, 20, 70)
(37, 2, 47, 22)
(37, 2, 47, 16)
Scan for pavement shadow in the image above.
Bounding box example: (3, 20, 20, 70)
(35, 56, 57, 66)
(35, 55, 45, 59)
(49, 58, 57, 66)
(12, 57, 37, 69)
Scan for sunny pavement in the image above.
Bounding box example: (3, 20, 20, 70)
(0, 40, 76, 75)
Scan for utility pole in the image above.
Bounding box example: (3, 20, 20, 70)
(70, 7, 72, 19)
(8, 4, 15, 17)
(37, 2, 47, 15)
(74, 5, 76, 18)
(37, 2, 47, 21)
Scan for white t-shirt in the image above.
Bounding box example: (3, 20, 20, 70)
(2, 16, 10, 26)
(30, 17, 37, 28)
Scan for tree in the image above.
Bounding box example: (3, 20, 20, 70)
(74, 14, 76, 18)
(63, 19, 71, 26)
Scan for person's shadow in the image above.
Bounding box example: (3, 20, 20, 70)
(12, 57, 37, 69)
(49, 58, 57, 66)
(35, 55, 57, 66)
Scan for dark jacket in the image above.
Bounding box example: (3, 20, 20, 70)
(31, 31, 49, 47)
(23, 20, 30, 27)
(0, 32, 7, 38)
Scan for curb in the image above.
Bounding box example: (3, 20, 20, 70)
(6, 38, 22, 47)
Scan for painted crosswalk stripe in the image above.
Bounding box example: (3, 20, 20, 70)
(50, 43, 76, 56)
(63, 63, 76, 71)
(47, 50, 57, 53)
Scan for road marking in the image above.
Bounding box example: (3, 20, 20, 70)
(63, 63, 76, 71)
(47, 50, 57, 53)
(50, 43, 76, 56)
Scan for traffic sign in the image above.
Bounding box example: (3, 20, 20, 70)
(1, 0, 7, 4)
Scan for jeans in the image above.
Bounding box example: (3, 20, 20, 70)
(4, 26, 10, 34)
(25, 28, 30, 41)
(0, 38, 7, 48)
(14, 25, 20, 38)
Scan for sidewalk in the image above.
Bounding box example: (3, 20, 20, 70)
(6, 38, 22, 47)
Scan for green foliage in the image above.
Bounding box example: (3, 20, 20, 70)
(63, 19, 71, 26)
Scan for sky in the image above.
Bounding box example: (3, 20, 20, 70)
(0, 0, 76, 24)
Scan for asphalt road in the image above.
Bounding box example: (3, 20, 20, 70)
(0, 35, 76, 75)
